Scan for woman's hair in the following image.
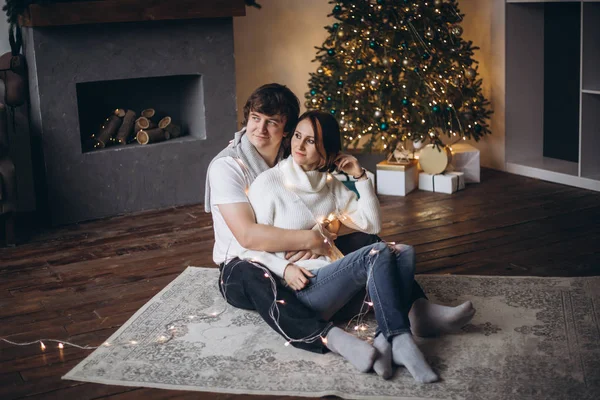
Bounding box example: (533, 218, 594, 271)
(242, 83, 300, 134)
(297, 110, 342, 173)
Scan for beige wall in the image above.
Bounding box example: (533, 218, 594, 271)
(234, 0, 506, 170)
(233, 0, 333, 126)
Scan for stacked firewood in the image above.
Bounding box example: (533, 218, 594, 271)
(87, 108, 183, 151)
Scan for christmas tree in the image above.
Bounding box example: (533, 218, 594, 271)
(306, 0, 492, 154)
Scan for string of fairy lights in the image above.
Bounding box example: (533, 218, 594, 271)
(1, 158, 391, 354)
(1, 249, 385, 353)
(305, 0, 492, 153)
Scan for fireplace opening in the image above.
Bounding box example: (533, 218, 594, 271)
(76, 74, 205, 153)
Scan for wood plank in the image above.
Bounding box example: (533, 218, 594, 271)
(24, 383, 137, 400)
(19, 0, 246, 27)
(0, 297, 44, 318)
(1, 359, 86, 400)
(0, 371, 22, 387)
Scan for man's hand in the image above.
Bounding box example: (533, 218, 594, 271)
(285, 250, 319, 262)
(283, 264, 315, 291)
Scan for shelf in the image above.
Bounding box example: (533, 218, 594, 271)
(19, 0, 246, 27)
(582, 2, 600, 91)
(581, 93, 600, 180)
(506, 155, 579, 176)
(506, 162, 600, 191)
(505, 1, 600, 192)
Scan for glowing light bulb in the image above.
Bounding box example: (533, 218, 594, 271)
(284, 341, 291, 347)
(40, 342, 46, 351)
(58, 343, 64, 349)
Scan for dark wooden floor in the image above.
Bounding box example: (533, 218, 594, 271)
(1, 168, 599, 399)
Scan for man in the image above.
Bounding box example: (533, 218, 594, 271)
(205, 83, 475, 376)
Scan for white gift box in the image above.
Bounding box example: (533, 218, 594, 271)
(419, 172, 465, 194)
(418, 172, 435, 192)
(449, 143, 480, 183)
(445, 171, 465, 190)
(376, 160, 418, 196)
(433, 173, 459, 194)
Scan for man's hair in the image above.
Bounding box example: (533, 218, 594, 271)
(242, 83, 300, 134)
(297, 110, 342, 173)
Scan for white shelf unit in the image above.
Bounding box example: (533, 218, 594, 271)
(505, 0, 600, 191)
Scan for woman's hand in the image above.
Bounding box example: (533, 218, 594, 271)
(283, 264, 315, 291)
(308, 227, 337, 256)
(335, 153, 364, 179)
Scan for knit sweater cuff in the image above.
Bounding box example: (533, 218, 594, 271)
(355, 177, 376, 194)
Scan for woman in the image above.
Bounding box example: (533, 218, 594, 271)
(240, 111, 474, 382)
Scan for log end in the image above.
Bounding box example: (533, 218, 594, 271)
(136, 130, 149, 145)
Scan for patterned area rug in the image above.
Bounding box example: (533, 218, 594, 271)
(63, 267, 600, 400)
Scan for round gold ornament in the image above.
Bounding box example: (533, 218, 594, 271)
(418, 144, 452, 174)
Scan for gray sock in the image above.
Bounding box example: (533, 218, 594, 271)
(326, 327, 377, 373)
(392, 333, 439, 383)
(409, 299, 476, 337)
(372, 333, 393, 379)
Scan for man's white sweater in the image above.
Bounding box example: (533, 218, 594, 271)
(239, 156, 382, 278)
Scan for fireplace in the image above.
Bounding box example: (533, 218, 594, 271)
(22, 3, 242, 225)
(76, 74, 205, 152)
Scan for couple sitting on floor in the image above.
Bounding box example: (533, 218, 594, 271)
(205, 83, 475, 382)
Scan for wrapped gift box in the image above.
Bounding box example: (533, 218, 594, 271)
(376, 160, 418, 196)
(433, 173, 459, 194)
(418, 172, 435, 192)
(449, 143, 480, 183)
(445, 171, 465, 190)
(419, 172, 465, 194)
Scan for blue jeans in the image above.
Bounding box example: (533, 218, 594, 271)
(296, 242, 415, 340)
